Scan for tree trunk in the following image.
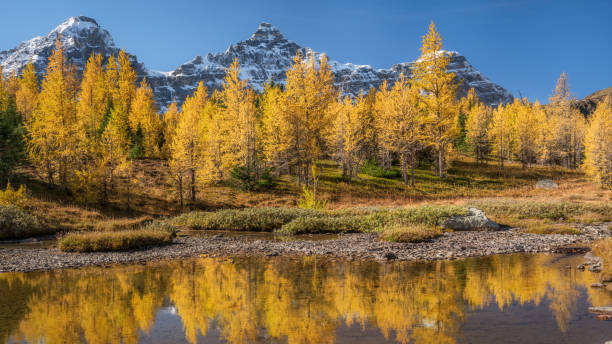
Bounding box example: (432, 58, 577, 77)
(410, 153, 416, 187)
(401, 152, 408, 185)
(190, 168, 196, 202)
(438, 148, 445, 178)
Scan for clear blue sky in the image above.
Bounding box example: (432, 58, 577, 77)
(1, 0, 610, 102)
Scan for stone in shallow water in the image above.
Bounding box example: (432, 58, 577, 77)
(440, 208, 500, 231)
(536, 179, 558, 189)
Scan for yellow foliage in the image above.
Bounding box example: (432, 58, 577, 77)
(374, 75, 426, 185)
(0, 182, 27, 208)
(411, 21, 459, 177)
(583, 96, 612, 188)
(130, 78, 162, 157)
(15, 61, 38, 120)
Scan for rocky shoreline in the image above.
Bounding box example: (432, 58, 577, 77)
(0, 224, 609, 273)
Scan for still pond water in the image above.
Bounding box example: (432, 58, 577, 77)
(1, 253, 612, 344)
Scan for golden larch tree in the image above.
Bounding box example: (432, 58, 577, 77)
(329, 94, 368, 180)
(411, 21, 459, 177)
(375, 76, 426, 185)
(490, 103, 515, 167)
(26, 39, 78, 186)
(169, 82, 207, 204)
(219, 59, 257, 177)
(465, 97, 493, 166)
(15, 61, 39, 120)
(543, 72, 585, 168)
(267, 51, 336, 184)
(130, 78, 162, 157)
(512, 99, 545, 168)
(259, 83, 286, 175)
(583, 96, 612, 188)
(162, 100, 180, 158)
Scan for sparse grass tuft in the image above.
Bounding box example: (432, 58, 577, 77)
(0, 205, 46, 240)
(89, 216, 154, 232)
(379, 224, 443, 243)
(522, 222, 580, 235)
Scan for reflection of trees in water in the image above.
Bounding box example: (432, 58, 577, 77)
(0, 254, 610, 344)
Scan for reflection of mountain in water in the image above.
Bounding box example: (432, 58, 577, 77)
(0, 254, 610, 344)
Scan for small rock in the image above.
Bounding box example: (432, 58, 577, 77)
(601, 273, 612, 283)
(577, 264, 585, 270)
(585, 252, 603, 265)
(383, 252, 397, 260)
(591, 283, 606, 288)
(597, 314, 612, 321)
(589, 263, 603, 273)
(536, 179, 558, 189)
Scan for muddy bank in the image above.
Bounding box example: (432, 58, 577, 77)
(0, 224, 609, 273)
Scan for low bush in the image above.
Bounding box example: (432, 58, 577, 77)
(278, 216, 373, 235)
(58, 228, 174, 252)
(172, 205, 469, 241)
(0, 205, 45, 240)
(172, 207, 322, 231)
(365, 205, 469, 227)
(379, 224, 443, 243)
(469, 199, 612, 222)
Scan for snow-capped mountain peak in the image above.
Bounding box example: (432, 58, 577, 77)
(0, 15, 117, 76)
(1, 18, 514, 110)
(250, 22, 284, 42)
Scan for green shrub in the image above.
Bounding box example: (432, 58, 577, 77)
(58, 229, 174, 252)
(173, 207, 322, 231)
(360, 160, 400, 178)
(0, 205, 44, 240)
(278, 216, 374, 235)
(230, 166, 277, 191)
(379, 224, 443, 243)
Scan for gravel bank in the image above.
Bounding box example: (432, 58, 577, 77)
(0, 224, 609, 273)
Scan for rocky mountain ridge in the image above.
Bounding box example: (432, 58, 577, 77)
(0, 16, 514, 110)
